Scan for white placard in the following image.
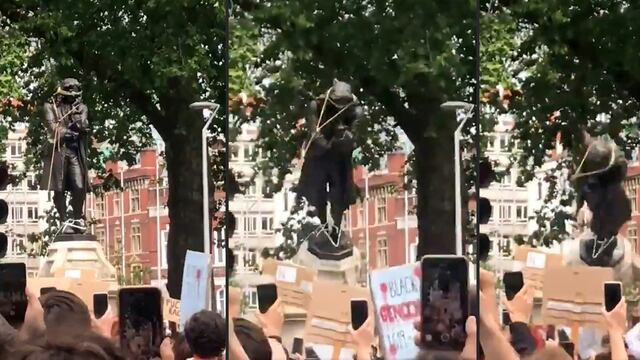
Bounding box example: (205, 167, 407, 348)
(310, 344, 355, 360)
(275, 265, 297, 283)
(526, 252, 547, 269)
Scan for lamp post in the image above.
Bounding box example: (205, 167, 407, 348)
(189, 102, 220, 258)
(440, 101, 475, 256)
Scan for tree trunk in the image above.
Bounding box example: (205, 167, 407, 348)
(159, 109, 206, 299)
(414, 124, 457, 259)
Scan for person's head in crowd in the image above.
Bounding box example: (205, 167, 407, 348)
(8, 330, 124, 360)
(526, 346, 572, 360)
(172, 332, 194, 360)
(233, 318, 272, 360)
(183, 310, 225, 360)
(40, 290, 92, 334)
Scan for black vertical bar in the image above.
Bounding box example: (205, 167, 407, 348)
(475, 0, 482, 356)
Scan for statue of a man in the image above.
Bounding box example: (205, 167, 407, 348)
(41, 78, 91, 235)
(296, 80, 363, 245)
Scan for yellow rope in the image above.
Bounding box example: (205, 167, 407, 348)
(572, 142, 616, 181)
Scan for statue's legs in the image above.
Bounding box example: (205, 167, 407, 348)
(53, 191, 67, 221)
(327, 161, 345, 232)
(65, 149, 86, 221)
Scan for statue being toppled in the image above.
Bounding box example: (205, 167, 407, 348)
(562, 132, 640, 284)
(294, 80, 364, 260)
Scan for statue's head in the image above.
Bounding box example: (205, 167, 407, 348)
(56, 78, 82, 103)
(328, 79, 356, 108)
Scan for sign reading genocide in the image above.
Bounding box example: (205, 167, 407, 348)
(369, 263, 421, 360)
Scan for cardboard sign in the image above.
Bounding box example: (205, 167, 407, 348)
(541, 265, 614, 328)
(262, 258, 317, 309)
(513, 246, 564, 296)
(179, 250, 212, 328)
(164, 297, 181, 324)
(304, 281, 372, 360)
(369, 263, 421, 360)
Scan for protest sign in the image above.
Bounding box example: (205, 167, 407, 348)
(262, 258, 317, 309)
(164, 297, 181, 324)
(179, 250, 211, 328)
(304, 281, 372, 360)
(541, 265, 614, 328)
(369, 263, 421, 360)
(514, 246, 564, 296)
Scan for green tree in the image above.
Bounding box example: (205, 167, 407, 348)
(1, 0, 225, 297)
(231, 0, 477, 257)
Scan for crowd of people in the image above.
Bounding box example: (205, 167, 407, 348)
(2, 269, 639, 359)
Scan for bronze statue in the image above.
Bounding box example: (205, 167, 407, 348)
(571, 133, 630, 267)
(41, 78, 91, 235)
(295, 80, 363, 259)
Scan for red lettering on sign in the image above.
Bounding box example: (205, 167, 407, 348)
(379, 300, 420, 323)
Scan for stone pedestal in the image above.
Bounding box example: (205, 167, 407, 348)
(292, 241, 360, 286)
(39, 235, 117, 281)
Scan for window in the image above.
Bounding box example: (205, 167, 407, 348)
(242, 251, 257, 268)
(245, 289, 258, 309)
(230, 144, 239, 160)
(629, 195, 638, 215)
(284, 189, 289, 211)
(213, 245, 225, 266)
(9, 142, 23, 159)
(358, 206, 365, 227)
(409, 242, 417, 262)
(26, 175, 36, 190)
(96, 196, 105, 218)
(130, 264, 143, 285)
(537, 182, 543, 200)
(217, 288, 226, 316)
(499, 134, 509, 151)
(628, 225, 638, 249)
(113, 198, 120, 216)
(131, 225, 141, 253)
(377, 237, 388, 268)
(501, 172, 512, 186)
(11, 207, 24, 222)
(130, 189, 140, 213)
(96, 229, 106, 250)
(376, 197, 387, 224)
(27, 206, 38, 223)
(114, 227, 121, 254)
(261, 182, 271, 196)
(246, 183, 257, 196)
(516, 205, 528, 222)
(243, 144, 254, 161)
(498, 205, 512, 222)
(261, 217, 273, 232)
(161, 230, 169, 269)
(243, 217, 258, 233)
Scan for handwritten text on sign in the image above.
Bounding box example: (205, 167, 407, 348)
(370, 263, 421, 360)
(164, 298, 181, 324)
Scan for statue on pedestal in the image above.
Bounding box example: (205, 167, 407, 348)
(40, 78, 92, 237)
(295, 80, 363, 260)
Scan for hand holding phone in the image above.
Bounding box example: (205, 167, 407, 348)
(256, 283, 278, 314)
(118, 287, 163, 360)
(503, 271, 524, 301)
(604, 281, 623, 312)
(0, 263, 27, 328)
(291, 337, 303, 356)
(350, 299, 368, 331)
(93, 293, 109, 318)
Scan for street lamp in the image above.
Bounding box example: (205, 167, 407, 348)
(189, 101, 220, 260)
(440, 101, 475, 256)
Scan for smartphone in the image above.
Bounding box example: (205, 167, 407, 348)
(501, 309, 511, 326)
(256, 283, 278, 314)
(118, 287, 163, 360)
(350, 299, 368, 331)
(503, 271, 524, 301)
(93, 292, 109, 318)
(546, 325, 556, 341)
(0, 263, 27, 328)
(559, 341, 574, 357)
(604, 281, 622, 312)
(420, 255, 469, 352)
(291, 337, 303, 356)
(40, 287, 56, 297)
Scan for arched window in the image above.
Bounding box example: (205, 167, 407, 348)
(217, 287, 226, 316)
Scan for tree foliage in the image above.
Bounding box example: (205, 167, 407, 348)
(1, 0, 226, 297)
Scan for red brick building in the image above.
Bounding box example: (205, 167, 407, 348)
(89, 148, 227, 310)
(345, 152, 418, 272)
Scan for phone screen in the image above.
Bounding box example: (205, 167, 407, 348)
(604, 282, 622, 312)
(292, 337, 304, 356)
(420, 256, 468, 352)
(501, 309, 511, 326)
(559, 341, 574, 357)
(0, 263, 27, 328)
(257, 284, 278, 314)
(93, 293, 109, 318)
(503, 271, 524, 301)
(350, 299, 368, 331)
(40, 287, 56, 297)
(118, 288, 163, 360)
